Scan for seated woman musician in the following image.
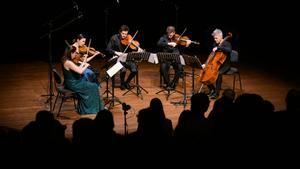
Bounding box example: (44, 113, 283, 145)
(157, 26, 192, 89)
(106, 25, 143, 90)
(72, 33, 105, 87)
(62, 46, 104, 114)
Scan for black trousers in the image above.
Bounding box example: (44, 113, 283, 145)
(207, 64, 230, 95)
(160, 61, 183, 87)
(120, 61, 138, 85)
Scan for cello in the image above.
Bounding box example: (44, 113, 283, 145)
(198, 32, 232, 85)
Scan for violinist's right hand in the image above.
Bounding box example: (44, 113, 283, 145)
(115, 51, 126, 57)
(83, 63, 90, 67)
(168, 42, 177, 48)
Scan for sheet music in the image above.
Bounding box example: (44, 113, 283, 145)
(106, 61, 124, 77)
(182, 54, 203, 69)
(148, 53, 159, 64)
(179, 55, 185, 65)
(117, 53, 127, 62)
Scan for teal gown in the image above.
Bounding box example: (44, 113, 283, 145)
(63, 66, 104, 114)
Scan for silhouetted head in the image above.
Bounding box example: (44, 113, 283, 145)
(191, 93, 210, 114)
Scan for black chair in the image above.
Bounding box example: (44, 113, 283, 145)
(222, 50, 243, 92)
(52, 69, 77, 117)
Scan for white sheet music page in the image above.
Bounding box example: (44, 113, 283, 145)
(148, 53, 159, 64)
(117, 53, 127, 62)
(179, 55, 186, 65)
(106, 61, 124, 77)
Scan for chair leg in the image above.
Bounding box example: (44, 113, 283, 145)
(160, 73, 163, 87)
(233, 74, 236, 91)
(198, 83, 204, 93)
(52, 92, 60, 113)
(73, 95, 77, 112)
(57, 96, 64, 117)
(238, 72, 243, 92)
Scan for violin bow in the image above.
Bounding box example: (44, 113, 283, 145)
(64, 40, 72, 48)
(177, 27, 187, 41)
(83, 39, 92, 63)
(123, 30, 139, 53)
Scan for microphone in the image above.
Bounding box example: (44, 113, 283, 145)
(77, 11, 83, 19)
(73, 1, 79, 11)
(122, 103, 131, 111)
(72, 1, 83, 19)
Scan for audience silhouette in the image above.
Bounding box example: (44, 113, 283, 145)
(1, 89, 299, 160)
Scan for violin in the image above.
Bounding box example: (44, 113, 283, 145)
(172, 34, 200, 46)
(72, 51, 83, 64)
(121, 34, 143, 51)
(79, 45, 106, 57)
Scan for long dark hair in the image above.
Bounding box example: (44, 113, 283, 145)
(73, 33, 86, 43)
(61, 46, 76, 63)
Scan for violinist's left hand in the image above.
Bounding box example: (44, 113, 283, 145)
(83, 54, 88, 58)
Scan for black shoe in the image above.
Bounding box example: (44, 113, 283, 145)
(169, 81, 176, 89)
(207, 90, 215, 97)
(120, 85, 126, 90)
(125, 82, 131, 89)
(120, 82, 126, 90)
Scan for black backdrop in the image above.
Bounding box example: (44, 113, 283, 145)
(2, 0, 299, 80)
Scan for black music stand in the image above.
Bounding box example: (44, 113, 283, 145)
(156, 53, 184, 100)
(122, 52, 149, 99)
(171, 55, 203, 109)
(102, 58, 122, 109)
(183, 55, 203, 95)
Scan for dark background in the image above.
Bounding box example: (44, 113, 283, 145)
(2, 0, 299, 82)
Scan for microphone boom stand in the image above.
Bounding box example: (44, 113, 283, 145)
(40, 6, 82, 113)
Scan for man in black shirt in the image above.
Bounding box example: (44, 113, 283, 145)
(157, 26, 191, 89)
(205, 28, 232, 99)
(106, 25, 143, 90)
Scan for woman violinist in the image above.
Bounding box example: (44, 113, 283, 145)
(72, 33, 104, 87)
(62, 46, 104, 114)
(200, 29, 232, 99)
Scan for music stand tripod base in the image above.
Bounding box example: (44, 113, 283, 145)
(122, 82, 148, 99)
(102, 74, 122, 109)
(122, 63, 148, 99)
(156, 87, 183, 100)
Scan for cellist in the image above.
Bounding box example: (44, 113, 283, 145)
(205, 29, 232, 99)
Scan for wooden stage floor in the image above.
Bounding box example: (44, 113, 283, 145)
(0, 60, 299, 138)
